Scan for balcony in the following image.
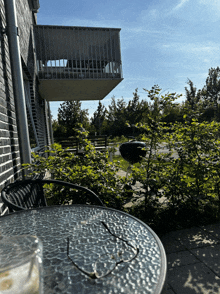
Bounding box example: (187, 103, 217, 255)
(34, 25, 123, 101)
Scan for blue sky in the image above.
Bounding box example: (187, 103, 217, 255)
(37, 0, 220, 119)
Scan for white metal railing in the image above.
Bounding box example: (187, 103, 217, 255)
(34, 25, 122, 80)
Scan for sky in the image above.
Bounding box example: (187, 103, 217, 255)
(37, 0, 220, 119)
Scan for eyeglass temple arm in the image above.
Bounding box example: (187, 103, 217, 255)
(67, 236, 119, 279)
(67, 224, 139, 280)
(67, 237, 98, 279)
(101, 221, 139, 253)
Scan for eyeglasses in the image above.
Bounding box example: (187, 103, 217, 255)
(67, 221, 139, 279)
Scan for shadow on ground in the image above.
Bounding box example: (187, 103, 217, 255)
(161, 223, 220, 294)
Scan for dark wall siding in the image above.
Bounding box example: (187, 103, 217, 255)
(16, 0, 36, 77)
(0, 0, 49, 210)
(17, 0, 48, 150)
(0, 0, 20, 191)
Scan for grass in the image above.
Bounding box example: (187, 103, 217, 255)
(112, 155, 142, 172)
(112, 155, 130, 171)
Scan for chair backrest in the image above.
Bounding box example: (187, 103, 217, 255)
(1, 179, 103, 212)
(40, 179, 104, 206)
(1, 180, 47, 212)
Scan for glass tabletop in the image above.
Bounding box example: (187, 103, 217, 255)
(0, 205, 167, 294)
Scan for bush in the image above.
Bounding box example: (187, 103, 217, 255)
(126, 88, 220, 234)
(24, 89, 220, 235)
(24, 128, 132, 210)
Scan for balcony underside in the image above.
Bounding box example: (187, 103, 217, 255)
(39, 78, 123, 101)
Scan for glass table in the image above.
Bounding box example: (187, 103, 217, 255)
(0, 205, 167, 293)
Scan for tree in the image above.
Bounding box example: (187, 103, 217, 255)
(162, 102, 184, 124)
(201, 67, 220, 121)
(106, 97, 127, 136)
(184, 68, 220, 122)
(52, 119, 66, 139)
(56, 101, 89, 137)
(126, 88, 149, 126)
(90, 101, 107, 135)
(202, 67, 220, 106)
(105, 90, 150, 137)
(185, 79, 200, 111)
(183, 79, 213, 122)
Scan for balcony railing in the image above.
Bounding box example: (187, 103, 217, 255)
(35, 25, 122, 80)
(34, 25, 123, 101)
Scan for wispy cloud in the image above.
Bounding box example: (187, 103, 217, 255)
(161, 42, 219, 54)
(173, 0, 190, 11)
(198, 0, 220, 19)
(199, 0, 220, 9)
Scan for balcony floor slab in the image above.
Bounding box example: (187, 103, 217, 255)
(39, 78, 123, 101)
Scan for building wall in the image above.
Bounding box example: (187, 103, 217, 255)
(17, 0, 36, 76)
(0, 0, 50, 213)
(0, 0, 20, 190)
(16, 0, 49, 151)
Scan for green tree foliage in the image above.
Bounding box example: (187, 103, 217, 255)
(90, 101, 107, 135)
(52, 66, 220, 141)
(55, 101, 89, 137)
(185, 79, 200, 111)
(105, 89, 149, 137)
(125, 88, 149, 125)
(202, 67, 220, 107)
(183, 68, 220, 122)
(27, 78, 220, 233)
(131, 86, 182, 210)
(128, 87, 220, 232)
(162, 102, 184, 124)
(52, 119, 66, 139)
(106, 96, 127, 136)
(200, 67, 220, 121)
(167, 119, 220, 206)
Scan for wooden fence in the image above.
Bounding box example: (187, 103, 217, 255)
(54, 135, 108, 153)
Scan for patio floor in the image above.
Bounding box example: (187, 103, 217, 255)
(161, 223, 220, 294)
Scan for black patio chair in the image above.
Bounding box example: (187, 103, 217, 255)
(1, 179, 104, 213)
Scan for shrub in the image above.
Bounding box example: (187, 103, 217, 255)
(23, 127, 132, 210)
(126, 88, 220, 233)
